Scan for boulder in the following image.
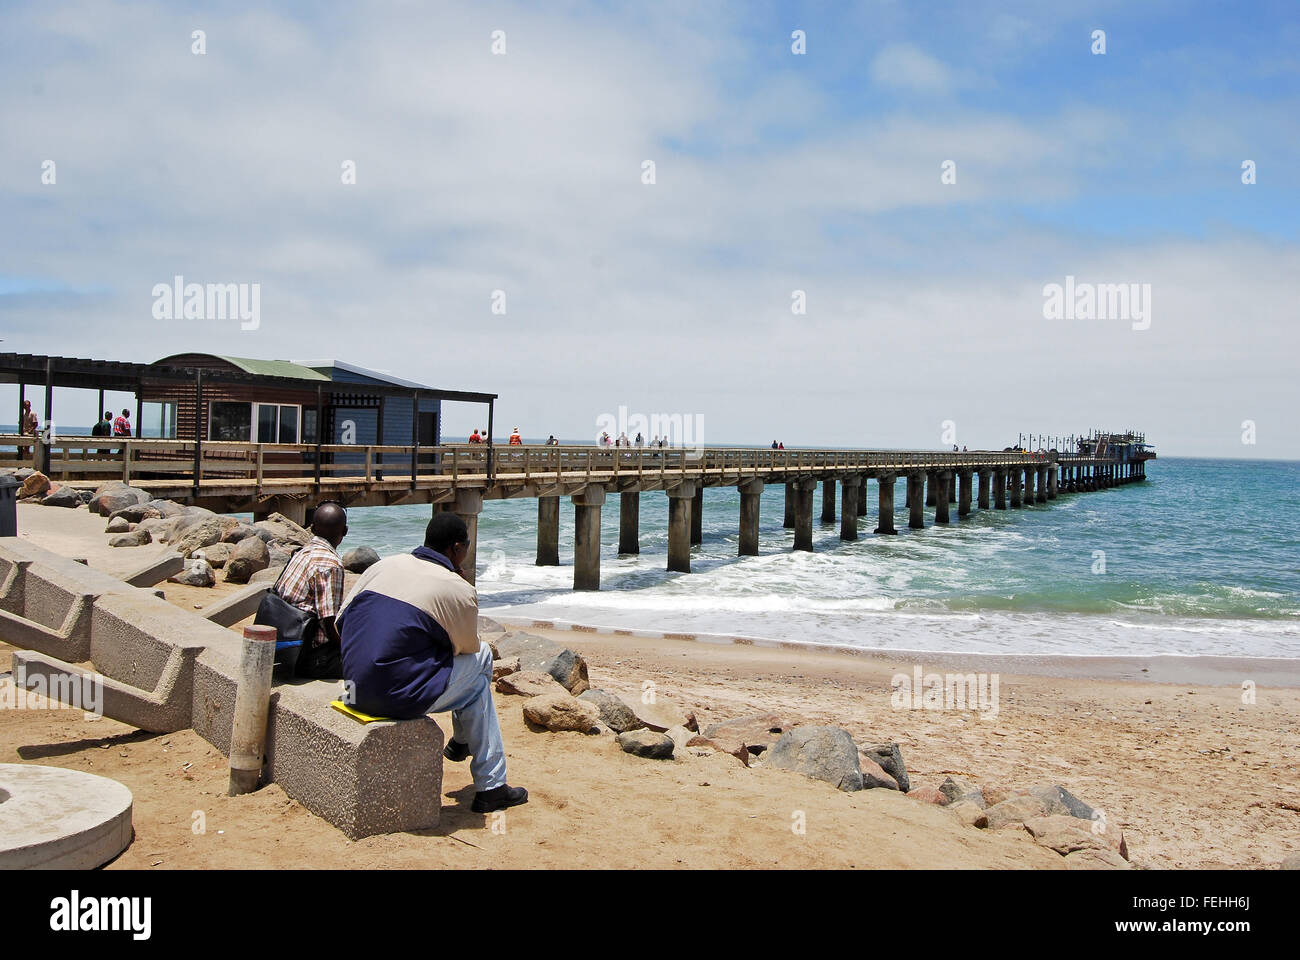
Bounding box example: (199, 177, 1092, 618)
(19, 472, 51, 499)
(522, 692, 601, 733)
(495, 670, 567, 698)
(41, 485, 82, 508)
(630, 694, 696, 733)
(108, 531, 149, 547)
(148, 499, 187, 518)
(197, 542, 235, 569)
(577, 689, 644, 733)
(665, 725, 696, 754)
(225, 536, 270, 584)
(89, 482, 149, 516)
(858, 754, 899, 790)
(1023, 815, 1128, 861)
(980, 781, 1014, 808)
(342, 546, 380, 573)
(702, 713, 796, 756)
(478, 616, 506, 635)
(1026, 784, 1095, 821)
(860, 742, 909, 792)
(105, 516, 131, 534)
(1280, 853, 1300, 870)
(268, 541, 301, 565)
(107, 503, 163, 524)
(138, 516, 180, 542)
(949, 800, 989, 829)
(985, 794, 1050, 829)
(1064, 848, 1131, 870)
(220, 521, 260, 544)
(938, 776, 980, 806)
(170, 558, 216, 587)
(616, 729, 675, 759)
(250, 564, 287, 584)
(686, 734, 750, 767)
(173, 517, 224, 558)
(492, 657, 521, 681)
(253, 512, 311, 547)
(906, 786, 947, 805)
(494, 631, 590, 695)
(765, 726, 864, 792)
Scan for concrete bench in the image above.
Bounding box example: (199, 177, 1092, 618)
(0, 539, 443, 838)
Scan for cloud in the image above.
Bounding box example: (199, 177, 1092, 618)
(870, 43, 953, 96)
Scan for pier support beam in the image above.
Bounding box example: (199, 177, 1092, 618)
(783, 483, 795, 528)
(667, 482, 695, 573)
(1037, 466, 1048, 504)
(907, 474, 925, 529)
(1010, 469, 1023, 508)
(875, 474, 898, 535)
(440, 489, 483, 585)
(691, 486, 703, 545)
(839, 475, 860, 541)
(926, 475, 937, 507)
(934, 472, 951, 524)
(1048, 465, 1058, 499)
(793, 479, 816, 551)
(1024, 467, 1036, 506)
(977, 469, 991, 509)
(994, 469, 1007, 509)
(958, 469, 972, 517)
(536, 496, 560, 566)
(821, 479, 836, 524)
(619, 491, 640, 555)
(856, 475, 867, 516)
(572, 485, 605, 591)
(258, 497, 307, 527)
(738, 479, 763, 556)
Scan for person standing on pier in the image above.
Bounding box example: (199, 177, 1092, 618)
(338, 512, 528, 814)
(468, 428, 482, 443)
(509, 427, 522, 445)
(112, 408, 131, 436)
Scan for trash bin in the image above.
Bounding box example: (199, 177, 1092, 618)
(0, 475, 18, 537)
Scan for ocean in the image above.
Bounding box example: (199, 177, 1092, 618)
(339, 457, 1300, 660)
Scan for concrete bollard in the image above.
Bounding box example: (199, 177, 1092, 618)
(228, 624, 277, 796)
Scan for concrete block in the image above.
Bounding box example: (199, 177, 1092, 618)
(0, 763, 133, 869)
(122, 550, 185, 587)
(201, 581, 270, 627)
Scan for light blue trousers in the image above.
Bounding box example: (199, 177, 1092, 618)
(428, 644, 507, 792)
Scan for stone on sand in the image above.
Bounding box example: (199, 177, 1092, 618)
(495, 670, 567, 698)
(616, 729, 674, 759)
(577, 689, 643, 733)
(493, 631, 590, 695)
(522, 692, 601, 733)
(765, 726, 863, 792)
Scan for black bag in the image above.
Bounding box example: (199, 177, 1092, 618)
(254, 565, 319, 676)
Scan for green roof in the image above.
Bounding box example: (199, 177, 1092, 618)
(217, 356, 330, 381)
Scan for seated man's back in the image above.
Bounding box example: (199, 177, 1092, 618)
(338, 548, 479, 719)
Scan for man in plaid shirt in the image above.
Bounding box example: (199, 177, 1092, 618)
(274, 501, 348, 678)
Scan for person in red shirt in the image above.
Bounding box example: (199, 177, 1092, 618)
(508, 427, 522, 445)
(467, 429, 482, 444)
(112, 409, 132, 436)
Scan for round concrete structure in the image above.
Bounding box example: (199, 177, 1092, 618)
(0, 763, 133, 869)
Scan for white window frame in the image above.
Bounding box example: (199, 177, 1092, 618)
(207, 401, 301, 443)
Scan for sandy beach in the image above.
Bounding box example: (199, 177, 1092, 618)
(3, 502, 1298, 869)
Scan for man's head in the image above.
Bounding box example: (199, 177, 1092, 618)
(425, 511, 470, 572)
(311, 500, 348, 548)
(121, 409, 130, 417)
(22, 400, 30, 410)
(103, 410, 113, 420)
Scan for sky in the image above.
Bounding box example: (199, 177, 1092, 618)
(2, 0, 1297, 456)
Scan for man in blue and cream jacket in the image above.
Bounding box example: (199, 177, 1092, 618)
(338, 512, 528, 814)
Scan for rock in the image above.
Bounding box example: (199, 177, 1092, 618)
(494, 631, 590, 695)
(221, 521, 260, 544)
(985, 794, 1050, 829)
(686, 734, 750, 767)
(253, 512, 311, 547)
(197, 542, 235, 569)
(939, 776, 979, 806)
(858, 754, 899, 790)
(170, 558, 216, 587)
(341, 546, 380, 573)
(107, 503, 163, 524)
(492, 657, 521, 681)
(949, 800, 989, 828)
(41, 485, 82, 508)
(1279, 853, 1300, 870)
(224, 535, 270, 584)
(703, 713, 796, 756)
(485, 636, 501, 660)
(478, 616, 506, 635)
(173, 517, 224, 558)
(906, 786, 947, 805)
(665, 725, 696, 754)
(138, 516, 180, 542)
(88, 482, 149, 515)
(765, 726, 864, 792)
(494, 670, 568, 698)
(77, 490, 93, 504)
(860, 742, 909, 792)
(148, 499, 186, 518)
(1063, 848, 1131, 870)
(250, 564, 287, 584)
(980, 781, 1013, 808)
(577, 689, 644, 734)
(105, 516, 131, 534)
(1023, 815, 1127, 861)
(1026, 784, 1095, 821)
(522, 692, 601, 733)
(630, 694, 696, 733)
(616, 729, 674, 759)
(268, 545, 297, 566)
(19, 472, 51, 499)
(108, 531, 149, 547)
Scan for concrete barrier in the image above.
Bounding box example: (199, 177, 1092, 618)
(0, 539, 443, 838)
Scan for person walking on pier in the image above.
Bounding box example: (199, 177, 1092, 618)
(338, 512, 528, 814)
(112, 408, 131, 437)
(268, 501, 348, 679)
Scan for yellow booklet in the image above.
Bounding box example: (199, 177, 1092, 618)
(330, 700, 393, 724)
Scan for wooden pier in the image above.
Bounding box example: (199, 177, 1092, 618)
(6, 436, 1153, 589)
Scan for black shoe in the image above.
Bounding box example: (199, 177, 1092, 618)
(443, 739, 470, 763)
(471, 784, 528, 813)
